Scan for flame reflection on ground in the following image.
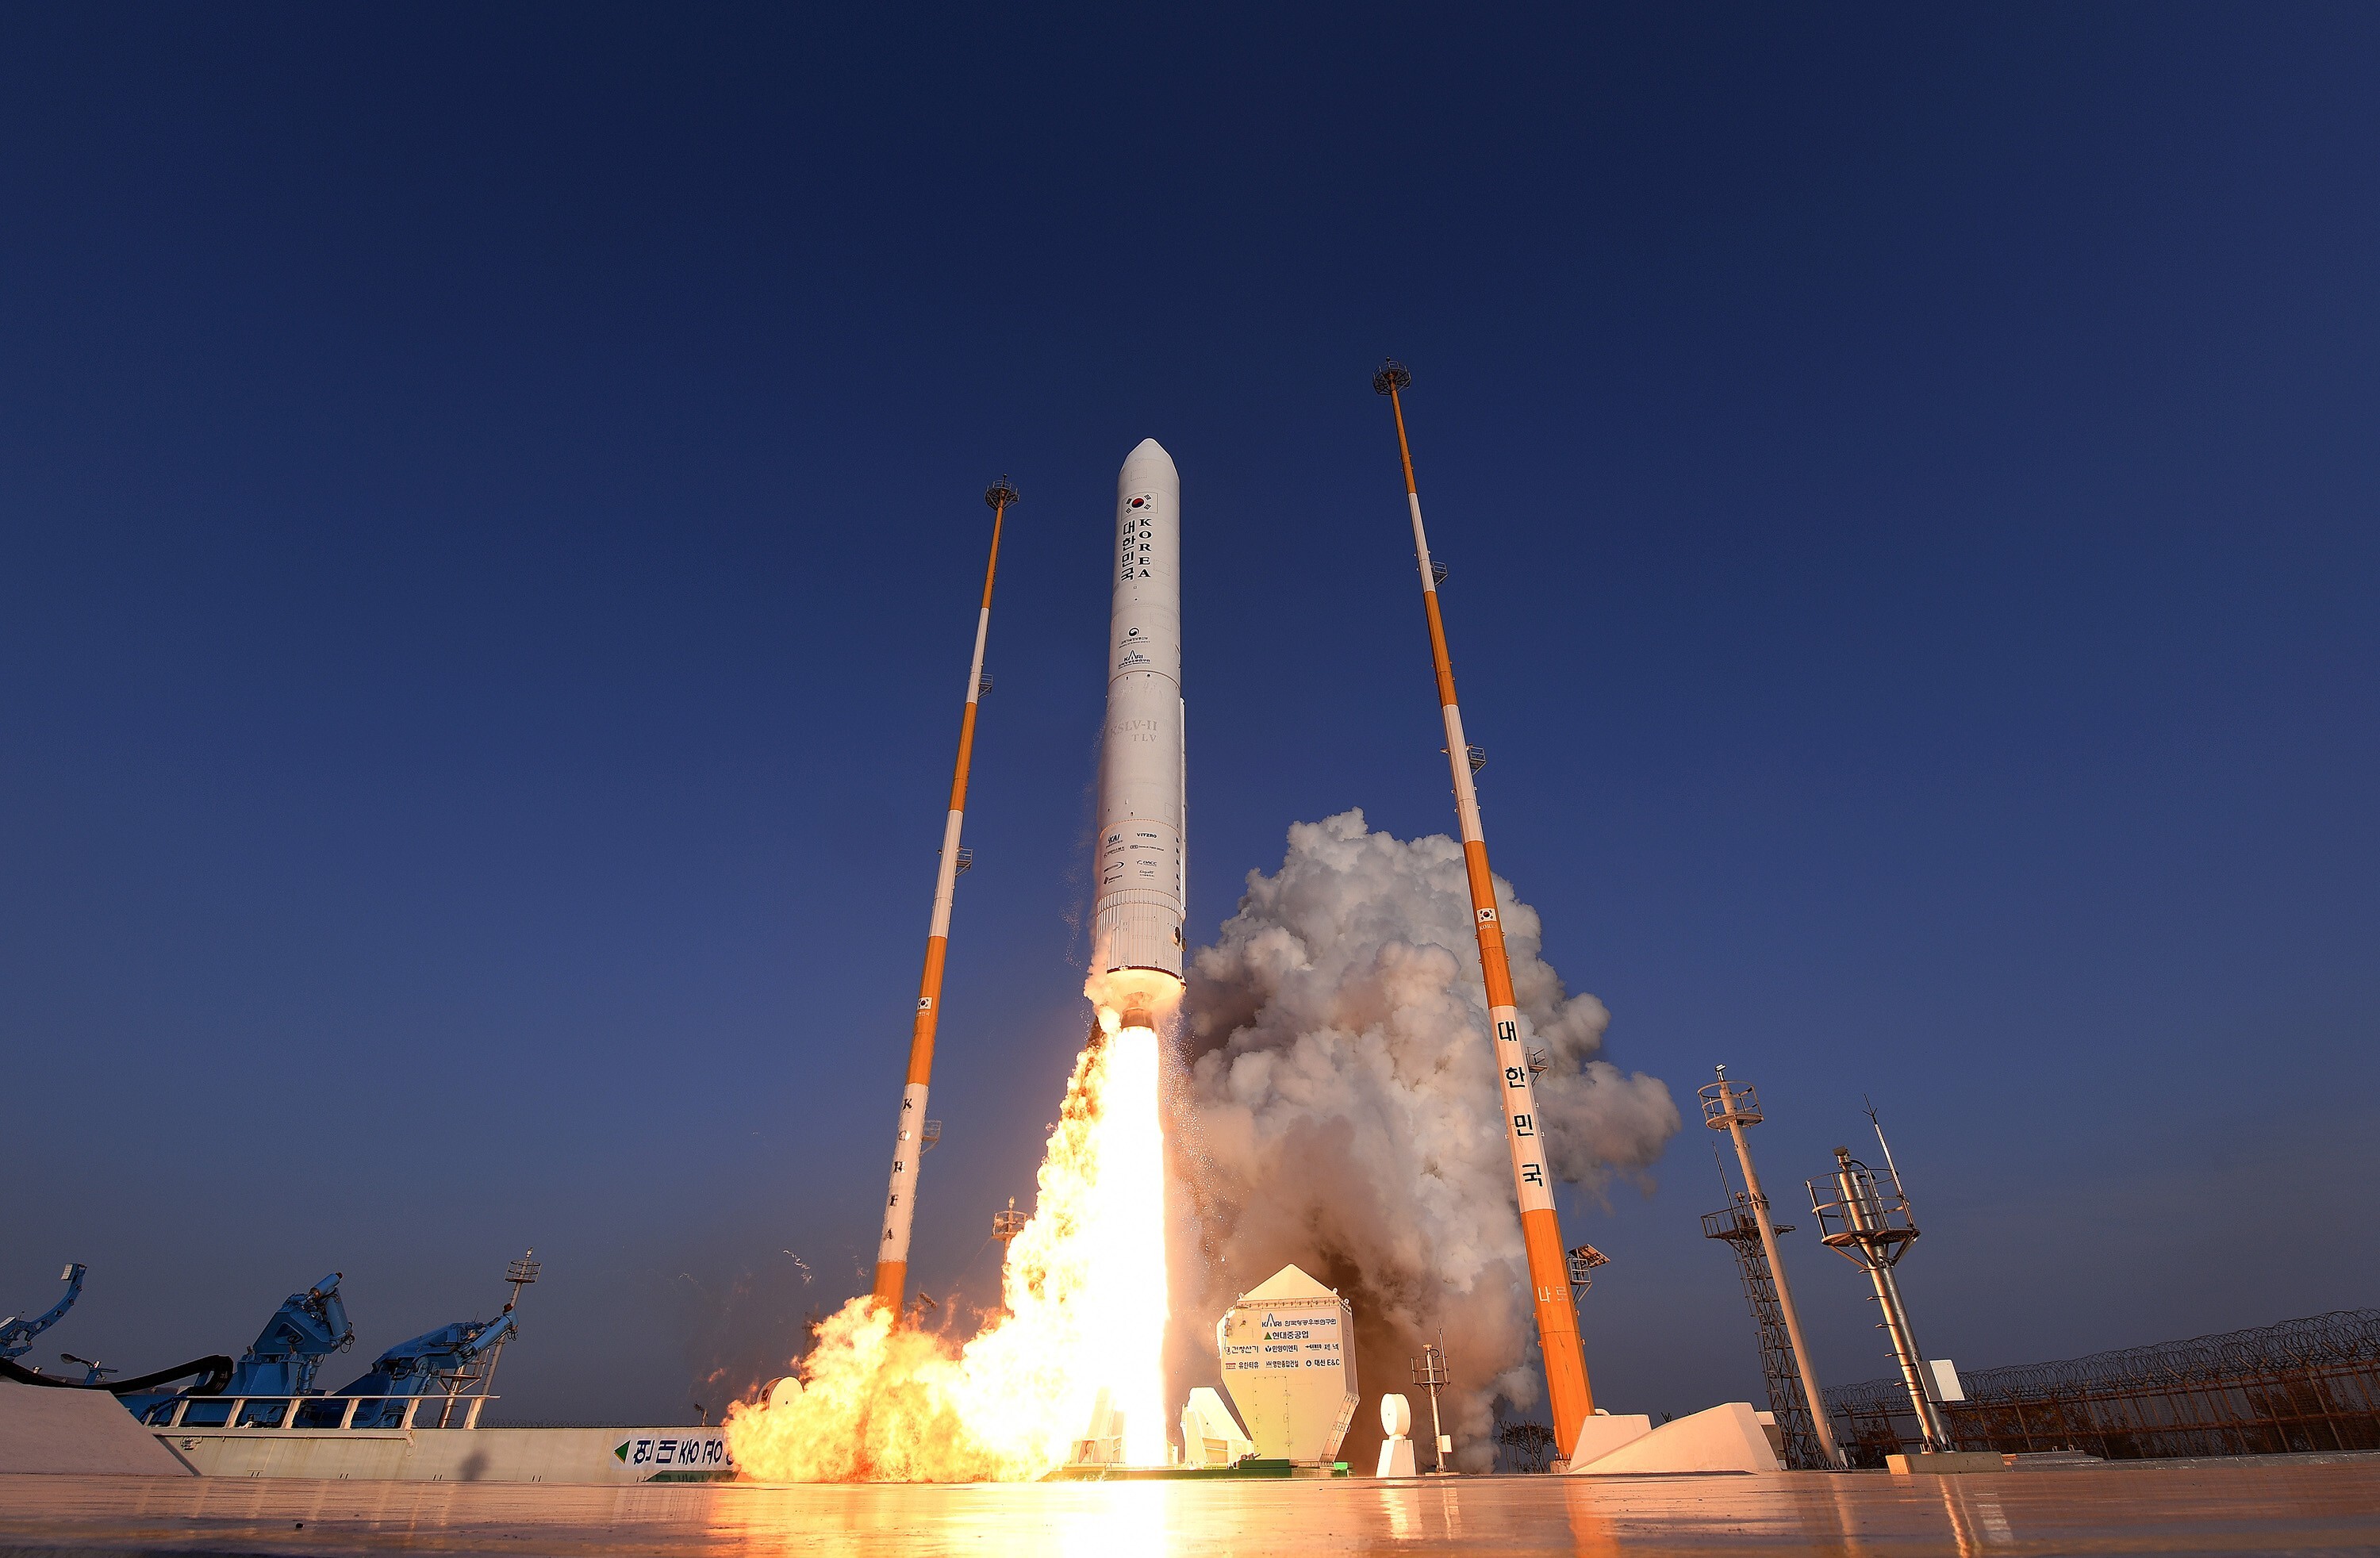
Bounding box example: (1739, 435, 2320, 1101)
(10, 1462, 2380, 1556)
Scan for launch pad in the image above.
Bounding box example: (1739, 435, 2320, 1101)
(4, 1456, 2375, 1556)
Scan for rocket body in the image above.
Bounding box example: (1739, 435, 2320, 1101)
(1084, 441, 1180, 1468)
(1091, 439, 1186, 1000)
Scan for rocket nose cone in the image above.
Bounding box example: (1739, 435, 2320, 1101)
(1122, 437, 1178, 479)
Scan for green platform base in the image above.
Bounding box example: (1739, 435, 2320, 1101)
(1048, 1459, 1349, 1482)
(1887, 1451, 2008, 1475)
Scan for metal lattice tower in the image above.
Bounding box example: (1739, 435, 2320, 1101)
(1702, 1068, 1844, 1468)
(1702, 1194, 1826, 1469)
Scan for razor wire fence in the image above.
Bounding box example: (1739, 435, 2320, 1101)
(1825, 1308, 2380, 1465)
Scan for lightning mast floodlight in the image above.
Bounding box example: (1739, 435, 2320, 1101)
(1565, 1244, 1609, 1301)
(1808, 1109, 1950, 1454)
(1410, 1334, 1452, 1475)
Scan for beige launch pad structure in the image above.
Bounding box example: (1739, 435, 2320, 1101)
(1215, 1265, 1360, 1467)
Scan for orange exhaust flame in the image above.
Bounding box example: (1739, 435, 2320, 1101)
(726, 984, 1177, 1482)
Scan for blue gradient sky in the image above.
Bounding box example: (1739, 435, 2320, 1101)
(4, 5, 2374, 1426)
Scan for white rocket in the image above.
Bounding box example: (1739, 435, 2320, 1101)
(1089, 439, 1186, 1022)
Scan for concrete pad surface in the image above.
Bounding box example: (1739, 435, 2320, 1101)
(1, 1455, 2375, 1555)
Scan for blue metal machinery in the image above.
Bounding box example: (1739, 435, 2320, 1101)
(333, 1310, 520, 1427)
(99, 1253, 543, 1428)
(327, 1252, 539, 1427)
(224, 1273, 355, 1396)
(2, 1262, 233, 1397)
(113, 1274, 361, 1422)
(1, 1264, 86, 1361)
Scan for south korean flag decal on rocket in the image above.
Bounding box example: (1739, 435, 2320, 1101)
(1123, 492, 1158, 516)
(1477, 907, 1498, 923)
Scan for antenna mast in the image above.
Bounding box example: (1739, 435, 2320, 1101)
(1864, 1096, 1906, 1195)
(872, 478, 1017, 1314)
(1373, 359, 1596, 1464)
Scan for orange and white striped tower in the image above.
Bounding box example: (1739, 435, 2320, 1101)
(870, 476, 1017, 1314)
(1372, 361, 1597, 1461)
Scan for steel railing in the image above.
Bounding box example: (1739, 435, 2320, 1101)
(142, 1393, 498, 1431)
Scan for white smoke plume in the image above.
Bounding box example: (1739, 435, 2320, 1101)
(1171, 809, 1681, 1470)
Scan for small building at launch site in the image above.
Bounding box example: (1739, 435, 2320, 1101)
(1216, 1265, 1359, 1466)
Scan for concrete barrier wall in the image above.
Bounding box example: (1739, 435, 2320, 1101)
(0, 1383, 194, 1476)
(1569, 1403, 1781, 1475)
(157, 1425, 735, 1483)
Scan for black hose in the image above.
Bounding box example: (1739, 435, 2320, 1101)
(0, 1354, 234, 1395)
